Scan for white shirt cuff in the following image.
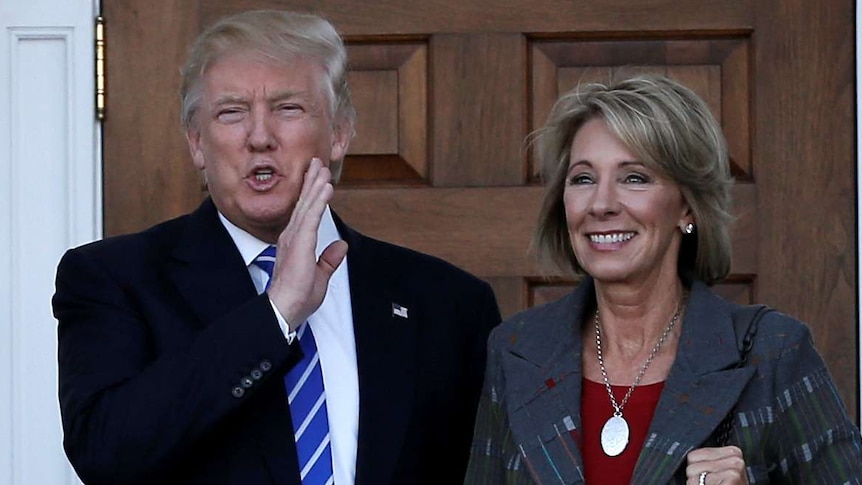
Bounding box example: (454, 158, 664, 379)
(268, 297, 296, 344)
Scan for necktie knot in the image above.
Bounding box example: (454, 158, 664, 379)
(253, 246, 277, 288)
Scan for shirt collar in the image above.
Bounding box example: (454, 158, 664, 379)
(218, 205, 340, 266)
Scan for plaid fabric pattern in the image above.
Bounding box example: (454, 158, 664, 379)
(464, 279, 862, 485)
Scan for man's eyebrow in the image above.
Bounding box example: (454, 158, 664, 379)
(211, 95, 247, 106)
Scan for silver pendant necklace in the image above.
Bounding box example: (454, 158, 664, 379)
(595, 301, 682, 457)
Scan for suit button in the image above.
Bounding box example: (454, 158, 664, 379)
(260, 360, 272, 372)
(241, 376, 254, 388)
(251, 369, 263, 380)
(231, 386, 245, 398)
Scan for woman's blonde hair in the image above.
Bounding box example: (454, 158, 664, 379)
(533, 74, 733, 285)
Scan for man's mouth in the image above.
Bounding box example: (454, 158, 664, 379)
(253, 168, 274, 182)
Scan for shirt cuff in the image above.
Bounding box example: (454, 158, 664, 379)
(268, 297, 296, 344)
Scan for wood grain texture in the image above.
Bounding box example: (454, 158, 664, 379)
(342, 43, 428, 184)
(431, 34, 527, 186)
(754, 0, 856, 417)
(103, 1, 205, 236)
(347, 70, 399, 154)
(199, 0, 752, 35)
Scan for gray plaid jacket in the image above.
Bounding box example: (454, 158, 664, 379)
(465, 278, 862, 484)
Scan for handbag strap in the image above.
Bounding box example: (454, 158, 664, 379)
(711, 304, 773, 446)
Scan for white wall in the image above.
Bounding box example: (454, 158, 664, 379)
(0, 0, 99, 483)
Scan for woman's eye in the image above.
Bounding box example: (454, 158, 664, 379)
(623, 172, 649, 184)
(568, 173, 594, 185)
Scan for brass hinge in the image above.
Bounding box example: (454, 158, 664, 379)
(95, 16, 106, 121)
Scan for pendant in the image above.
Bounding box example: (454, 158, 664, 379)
(600, 414, 630, 456)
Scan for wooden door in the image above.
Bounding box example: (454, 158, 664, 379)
(103, 0, 858, 419)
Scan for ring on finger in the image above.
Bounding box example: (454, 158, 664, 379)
(698, 471, 708, 485)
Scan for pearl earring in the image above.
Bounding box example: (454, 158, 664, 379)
(682, 223, 695, 235)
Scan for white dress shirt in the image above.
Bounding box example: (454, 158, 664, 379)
(219, 206, 359, 485)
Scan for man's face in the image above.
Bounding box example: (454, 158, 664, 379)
(186, 52, 348, 242)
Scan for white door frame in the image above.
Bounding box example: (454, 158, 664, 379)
(0, 0, 99, 483)
(855, 0, 861, 423)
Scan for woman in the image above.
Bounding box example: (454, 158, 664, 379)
(465, 75, 862, 484)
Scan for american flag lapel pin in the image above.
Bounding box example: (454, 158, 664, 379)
(392, 302, 409, 319)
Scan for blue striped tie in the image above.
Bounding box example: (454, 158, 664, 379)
(253, 246, 334, 485)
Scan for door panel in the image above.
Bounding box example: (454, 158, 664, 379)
(103, 0, 858, 419)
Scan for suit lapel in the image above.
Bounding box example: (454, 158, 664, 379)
(631, 283, 755, 485)
(166, 198, 259, 327)
(334, 216, 419, 485)
(166, 199, 301, 484)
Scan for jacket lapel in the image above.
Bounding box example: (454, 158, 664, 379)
(334, 215, 419, 485)
(502, 281, 593, 484)
(166, 199, 301, 484)
(631, 283, 755, 485)
(167, 198, 259, 327)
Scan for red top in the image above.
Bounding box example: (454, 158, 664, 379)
(581, 378, 665, 485)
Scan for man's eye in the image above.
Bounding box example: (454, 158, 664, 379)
(216, 109, 245, 122)
(276, 104, 302, 114)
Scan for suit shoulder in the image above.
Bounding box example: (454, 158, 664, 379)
(740, 306, 824, 372)
(61, 213, 191, 263)
(357, 235, 491, 292)
(735, 305, 812, 344)
(489, 291, 578, 347)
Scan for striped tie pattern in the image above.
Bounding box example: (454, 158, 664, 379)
(253, 246, 334, 485)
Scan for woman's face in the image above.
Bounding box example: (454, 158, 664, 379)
(564, 118, 691, 286)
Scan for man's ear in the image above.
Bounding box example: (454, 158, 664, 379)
(328, 119, 351, 164)
(327, 118, 353, 182)
(186, 127, 205, 170)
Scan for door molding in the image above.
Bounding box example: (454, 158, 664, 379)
(0, 0, 100, 483)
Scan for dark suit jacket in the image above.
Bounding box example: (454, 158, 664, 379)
(465, 277, 862, 484)
(54, 198, 501, 485)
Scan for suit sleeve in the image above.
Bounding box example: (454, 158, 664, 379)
(54, 248, 294, 484)
(768, 319, 862, 483)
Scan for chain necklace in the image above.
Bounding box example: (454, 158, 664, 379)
(595, 300, 682, 457)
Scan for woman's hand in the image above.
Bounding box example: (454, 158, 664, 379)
(686, 446, 749, 485)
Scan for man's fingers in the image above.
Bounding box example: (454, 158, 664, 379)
(295, 157, 323, 208)
(318, 240, 348, 276)
(280, 159, 332, 246)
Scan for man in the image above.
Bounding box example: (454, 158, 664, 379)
(54, 10, 500, 485)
